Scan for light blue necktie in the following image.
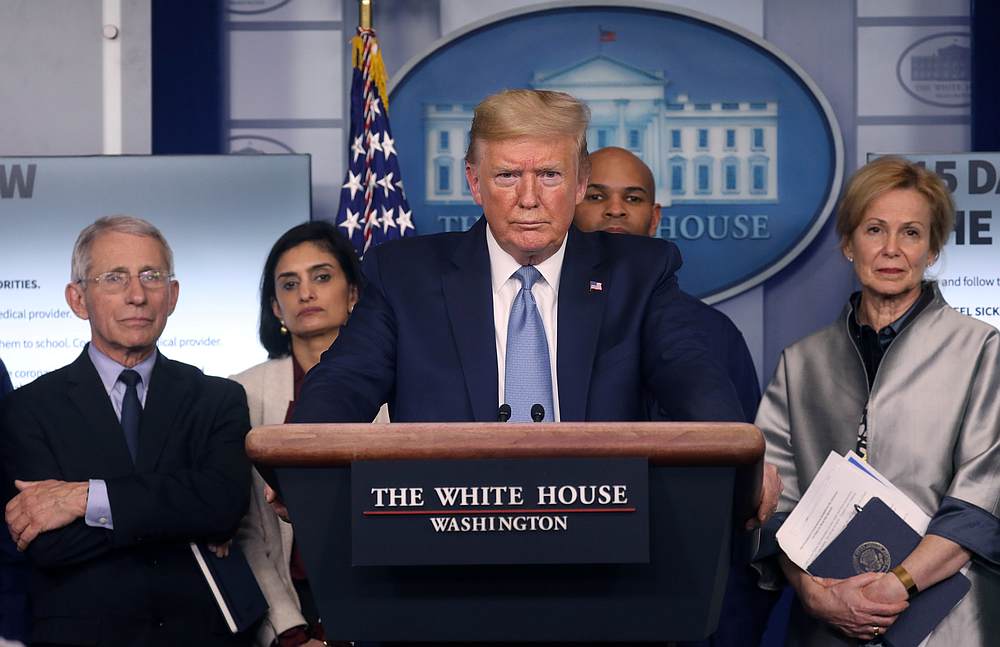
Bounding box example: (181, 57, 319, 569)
(504, 266, 554, 422)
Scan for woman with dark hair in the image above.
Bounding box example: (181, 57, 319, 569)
(231, 221, 388, 647)
(256, 220, 363, 363)
(756, 157, 999, 646)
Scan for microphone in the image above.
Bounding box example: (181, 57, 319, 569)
(497, 403, 512, 422)
(530, 404, 545, 422)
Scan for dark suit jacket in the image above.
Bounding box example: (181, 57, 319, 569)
(0, 358, 11, 397)
(0, 356, 31, 645)
(0, 349, 252, 646)
(295, 219, 742, 424)
(649, 292, 761, 424)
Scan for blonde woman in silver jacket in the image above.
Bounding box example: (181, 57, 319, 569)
(756, 157, 999, 646)
(232, 222, 387, 647)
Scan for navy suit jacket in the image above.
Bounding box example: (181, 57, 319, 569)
(295, 219, 742, 424)
(0, 357, 30, 645)
(0, 358, 10, 397)
(0, 349, 251, 646)
(652, 293, 761, 423)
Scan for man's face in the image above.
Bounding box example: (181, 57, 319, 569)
(65, 231, 179, 366)
(574, 147, 661, 237)
(466, 135, 587, 265)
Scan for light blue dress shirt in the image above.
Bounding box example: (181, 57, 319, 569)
(83, 344, 155, 530)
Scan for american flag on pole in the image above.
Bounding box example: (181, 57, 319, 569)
(335, 27, 416, 258)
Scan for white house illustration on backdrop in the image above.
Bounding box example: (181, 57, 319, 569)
(424, 55, 778, 205)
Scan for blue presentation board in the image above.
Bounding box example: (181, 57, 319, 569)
(0, 155, 311, 387)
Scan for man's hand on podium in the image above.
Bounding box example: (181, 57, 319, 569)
(747, 463, 782, 530)
(265, 483, 291, 523)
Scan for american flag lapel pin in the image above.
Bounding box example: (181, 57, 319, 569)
(589, 280, 603, 292)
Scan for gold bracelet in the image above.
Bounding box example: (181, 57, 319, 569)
(891, 564, 919, 599)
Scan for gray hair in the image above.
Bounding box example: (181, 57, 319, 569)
(71, 215, 174, 283)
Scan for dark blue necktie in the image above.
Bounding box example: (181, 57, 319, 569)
(118, 369, 142, 462)
(504, 266, 554, 422)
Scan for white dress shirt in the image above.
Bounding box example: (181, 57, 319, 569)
(485, 224, 566, 422)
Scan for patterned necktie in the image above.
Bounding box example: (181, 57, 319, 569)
(504, 266, 554, 422)
(118, 369, 142, 462)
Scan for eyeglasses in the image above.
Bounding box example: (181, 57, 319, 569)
(78, 269, 174, 294)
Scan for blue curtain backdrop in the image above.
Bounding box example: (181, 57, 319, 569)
(972, 0, 999, 151)
(152, 0, 224, 154)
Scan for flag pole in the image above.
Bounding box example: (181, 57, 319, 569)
(360, 0, 372, 29)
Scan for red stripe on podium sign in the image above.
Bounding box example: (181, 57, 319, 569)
(363, 506, 636, 516)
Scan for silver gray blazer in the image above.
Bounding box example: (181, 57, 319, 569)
(756, 284, 1000, 647)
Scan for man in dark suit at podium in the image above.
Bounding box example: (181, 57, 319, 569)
(297, 90, 772, 472)
(292, 89, 780, 645)
(1, 216, 252, 646)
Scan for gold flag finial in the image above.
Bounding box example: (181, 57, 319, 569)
(360, 0, 372, 29)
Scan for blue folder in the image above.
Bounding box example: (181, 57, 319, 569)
(191, 542, 269, 633)
(808, 497, 970, 647)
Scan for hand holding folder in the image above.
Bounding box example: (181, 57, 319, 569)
(808, 498, 970, 647)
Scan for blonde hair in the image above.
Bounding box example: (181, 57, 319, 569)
(836, 156, 954, 254)
(465, 89, 591, 174)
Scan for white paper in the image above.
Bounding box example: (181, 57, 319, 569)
(777, 451, 931, 572)
(843, 451, 931, 534)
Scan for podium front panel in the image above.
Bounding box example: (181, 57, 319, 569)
(278, 463, 734, 642)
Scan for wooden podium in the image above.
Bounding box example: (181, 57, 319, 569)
(247, 422, 763, 643)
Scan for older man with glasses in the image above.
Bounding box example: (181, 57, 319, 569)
(1, 215, 254, 646)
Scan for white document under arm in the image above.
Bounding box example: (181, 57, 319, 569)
(842, 451, 930, 533)
(776, 451, 932, 572)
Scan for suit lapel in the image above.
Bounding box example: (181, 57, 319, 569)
(442, 218, 498, 422)
(557, 227, 607, 421)
(66, 350, 135, 472)
(136, 352, 191, 471)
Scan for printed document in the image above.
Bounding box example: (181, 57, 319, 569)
(776, 451, 931, 571)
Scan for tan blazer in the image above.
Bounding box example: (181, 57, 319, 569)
(232, 357, 300, 647)
(232, 357, 389, 646)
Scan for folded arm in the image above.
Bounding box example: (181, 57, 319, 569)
(103, 381, 251, 549)
(2, 380, 251, 567)
(2, 400, 114, 566)
(5, 478, 88, 551)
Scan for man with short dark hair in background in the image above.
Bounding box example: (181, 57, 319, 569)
(574, 146, 663, 238)
(1, 216, 252, 646)
(575, 146, 778, 647)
